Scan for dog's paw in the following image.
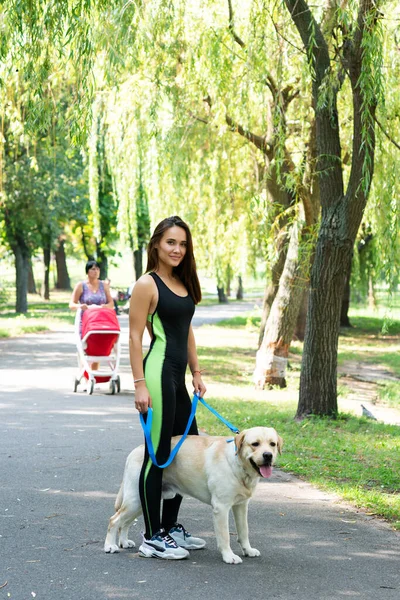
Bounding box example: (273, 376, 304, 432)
(119, 539, 135, 549)
(243, 547, 260, 557)
(222, 551, 243, 564)
(104, 543, 120, 554)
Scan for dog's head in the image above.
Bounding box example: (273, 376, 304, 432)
(234, 427, 283, 479)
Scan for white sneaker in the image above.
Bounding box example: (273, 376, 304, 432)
(138, 528, 189, 560)
(168, 523, 206, 550)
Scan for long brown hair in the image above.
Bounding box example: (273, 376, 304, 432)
(146, 216, 202, 304)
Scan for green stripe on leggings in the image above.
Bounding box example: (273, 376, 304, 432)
(142, 311, 166, 535)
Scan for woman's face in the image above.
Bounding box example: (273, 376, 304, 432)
(87, 264, 100, 279)
(156, 226, 187, 268)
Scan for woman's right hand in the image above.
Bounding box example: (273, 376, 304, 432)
(134, 382, 151, 414)
(80, 303, 89, 311)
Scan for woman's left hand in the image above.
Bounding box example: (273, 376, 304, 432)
(192, 373, 206, 397)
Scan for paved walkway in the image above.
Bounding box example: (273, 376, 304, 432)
(1, 303, 399, 600)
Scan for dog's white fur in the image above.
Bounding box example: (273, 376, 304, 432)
(104, 427, 282, 564)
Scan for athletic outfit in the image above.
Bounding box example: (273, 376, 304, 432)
(138, 272, 204, 558)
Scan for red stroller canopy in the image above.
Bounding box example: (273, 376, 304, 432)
(81, 308, 120, 356)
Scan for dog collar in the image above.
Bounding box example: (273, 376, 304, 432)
(226, 438, 238, 455)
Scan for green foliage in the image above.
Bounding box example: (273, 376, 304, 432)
(1, 0, 400, 305)
(0, 284, 9, 307)
(0, 0, 139, 140)
(358, 6, 385, 195)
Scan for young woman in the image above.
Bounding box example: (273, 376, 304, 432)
(129, 215, 207, 560)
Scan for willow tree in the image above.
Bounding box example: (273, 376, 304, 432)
(88, 93, 120, 279)
(350, 23, 400, 312)
(282, 0, 384, 417)
(151, 110, 258, 297)
(0, 0, 138, 306)
(142, 0, 394, 402)
(115, 0, 314, 310)
(128, 1, 321, 373)
(0, 61, 89, 308)
(102, 81, 154, 281)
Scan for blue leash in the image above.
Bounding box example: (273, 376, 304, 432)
(139, 393, 240, 469)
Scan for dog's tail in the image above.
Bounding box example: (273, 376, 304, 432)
(114, 483, 124, 511)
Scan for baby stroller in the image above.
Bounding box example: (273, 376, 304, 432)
(73, 307, 121, 395)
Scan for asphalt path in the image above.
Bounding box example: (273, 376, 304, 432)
(1, 302, 399, 600)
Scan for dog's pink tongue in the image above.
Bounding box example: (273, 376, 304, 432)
(260, 465, 273, 478)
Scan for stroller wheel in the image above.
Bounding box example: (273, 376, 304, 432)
(87, 380, 95, 395)
(73, 378, 79, 393)
(116, 376, 121, 393)
(109, 380, 116, 395)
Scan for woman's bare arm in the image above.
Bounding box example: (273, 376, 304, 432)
(188, 324, 206, 397)
(101, 281, 116, 310)
(69, 282, 84, 309)
(129, 275, 157, 412)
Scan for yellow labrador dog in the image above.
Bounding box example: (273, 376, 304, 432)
(104, 426, 282, 564)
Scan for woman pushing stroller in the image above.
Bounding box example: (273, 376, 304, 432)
(70, 260, 120, 394)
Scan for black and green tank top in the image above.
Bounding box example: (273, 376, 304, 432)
(146, 272, 195, 368)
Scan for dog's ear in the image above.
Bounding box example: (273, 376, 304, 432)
(277, 434, 283, 455)
(234, 431, 246, 455)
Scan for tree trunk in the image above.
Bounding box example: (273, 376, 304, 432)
(368, 277, 376, 310)
(236, 275, 243, 300)
(297, 235, 353, 417)
(43, 235, 51, 301)
(294, 288, 309, 341)
(81, 229, 92, 261)
(134, 247, 144, 280)
(217, 286, 228, 303)
(55, 238, 71, 290)
(285, 0, 378, 418)
(28, 259, 37, 294)
(226, 265, 232, 297)
(254, 218, 306, 388)
(97, 244, 108, 280)
(14, 244, 29, 314)
(340, 267, 352, 327)
(258, 244, 288, 348)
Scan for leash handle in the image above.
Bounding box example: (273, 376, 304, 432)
(139, 392, 199, 469)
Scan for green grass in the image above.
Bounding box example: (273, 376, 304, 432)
(344, 315, 400, 335)
(197, 397, 400, 529)
(0, 300, 74, 337)
(198, 310, 400, 528)
(376, 380, 400, 409)
(198, 297, 221, 307)
(337, 316, 400, 411)
(197, 346, 257, 386)
(215, 314, 260, 329)
(213, 312, 400, 411)
(196, 343, 300, 390)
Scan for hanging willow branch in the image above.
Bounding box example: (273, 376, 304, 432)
(374, 115, 400, 151)
(227, 0, 245, 48)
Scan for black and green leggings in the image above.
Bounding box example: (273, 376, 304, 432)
(139, 360, 198, 538)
